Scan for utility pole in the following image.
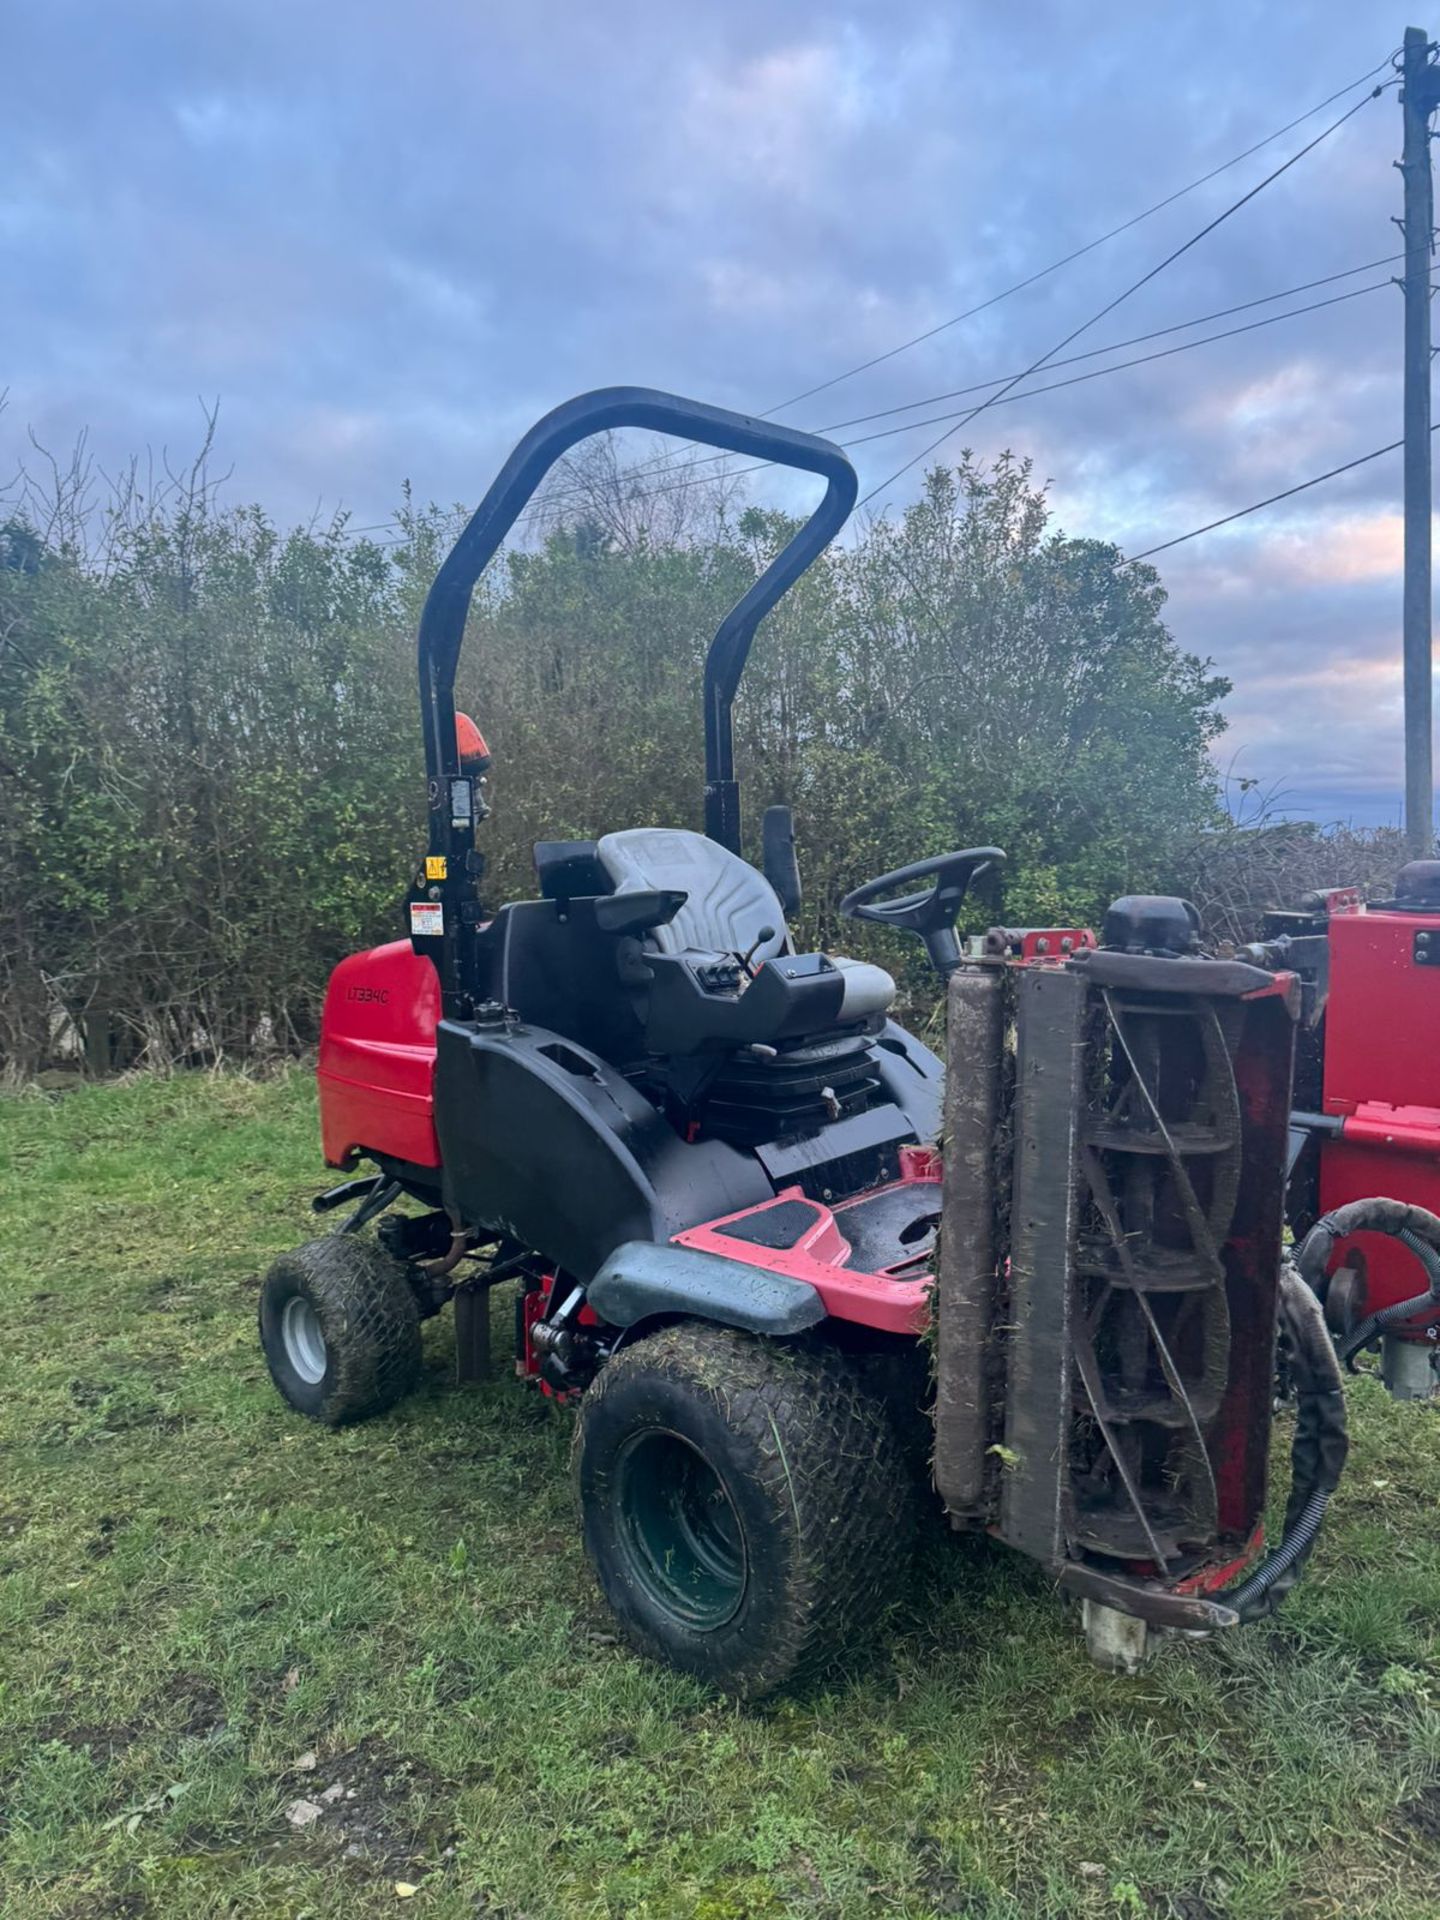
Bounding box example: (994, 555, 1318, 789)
(1401, 26, 1439, 858)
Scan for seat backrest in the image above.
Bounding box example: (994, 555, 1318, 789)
(597, 828, 788, 962)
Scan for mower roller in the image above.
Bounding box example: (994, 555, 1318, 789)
(259, 388, 1350, 1694)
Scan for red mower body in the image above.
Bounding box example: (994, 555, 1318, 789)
(1317, 890, 1440, 1324)
(318, 941, 441, 1172)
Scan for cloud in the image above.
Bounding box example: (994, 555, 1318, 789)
(683, 42, 871, 194)
(173, 91, 286, 150)
(1262, 511, 1407, 586)
(0, 0, 1424, 818)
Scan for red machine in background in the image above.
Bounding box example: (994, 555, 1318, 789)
(1270, 860, 1440, 1398)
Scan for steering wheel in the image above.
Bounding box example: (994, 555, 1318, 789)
(840, 847, 1005, 978)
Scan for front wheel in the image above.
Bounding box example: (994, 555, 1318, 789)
(259, 1236, 422, 1425)
(574, 1322, 916, 1698)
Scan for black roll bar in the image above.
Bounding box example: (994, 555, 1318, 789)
(416, 387, 857, 856)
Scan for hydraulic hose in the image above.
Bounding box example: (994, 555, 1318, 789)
(1296, 1198, 1440, 1374)
(1401, 1227, 1440, 1291)
(1225, 1484, 1331, 1619)
(1223, 1262, 1348, 1622)
(1223, 1201, 1440, 1621)
(1297, 1197, 1440, 1300)
(1336, 1229, 1440, 1369)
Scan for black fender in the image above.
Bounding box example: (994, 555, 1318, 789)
(587, 1240, 825, 1336)
(434, 1016, 771, 1282)
(874, 1018, 944, 1144)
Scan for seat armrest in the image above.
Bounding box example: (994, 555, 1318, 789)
(593, 889, 687, 938)
(643, 950, 847, 1054)
(829, 955, 896, 1018)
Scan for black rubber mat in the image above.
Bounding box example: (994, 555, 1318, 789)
(714, 1199, 821, 1250)
(835, 1184, 940, 1273)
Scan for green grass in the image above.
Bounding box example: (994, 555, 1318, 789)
(3, 1072, 1440, 1918)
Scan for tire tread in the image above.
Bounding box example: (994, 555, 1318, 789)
(576, 1321, 915, 1696)
(260, 1236, 422, 1425)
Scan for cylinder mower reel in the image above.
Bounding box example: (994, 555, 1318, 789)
(255, 388, 1348, 1696)
(938, 903, 1346, 1670)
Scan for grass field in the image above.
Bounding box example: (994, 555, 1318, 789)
(4, 1072, 1440, 1919)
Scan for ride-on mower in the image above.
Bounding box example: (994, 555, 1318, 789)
(260, 388, 1351, 1694)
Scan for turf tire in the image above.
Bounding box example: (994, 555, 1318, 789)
(574, 1321, 915, 1698)
(259, 1236, 422, 1425)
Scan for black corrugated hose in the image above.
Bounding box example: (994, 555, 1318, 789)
(1224, 1200, 1440, 1623)
(1223, 1261, 1349, 1622)
(1296, 1197, 1440, 1373)
(1334, 1231, 1440, 1369)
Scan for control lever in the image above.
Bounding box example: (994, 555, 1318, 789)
(739, 925, 777, 977)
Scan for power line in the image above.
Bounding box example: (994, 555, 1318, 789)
(1123, 426, 1437, 563)
(567, 50, 1404, 502)
(495, 271, 1404, 529)
(839, 279, 1397, 448)
(857, 82, 1389, 508)
(350, 266, 1402, 550)
(766, 52, 1401, 420)
(520, 251, 1405, 515)
(811, 254, 1404, 434)
(363, 339, 1419, 570)
(511, 316, 1431, 572)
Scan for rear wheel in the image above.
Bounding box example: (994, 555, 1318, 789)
(259, 1236, 422, 1425)
(574, 1321, 915, 1698)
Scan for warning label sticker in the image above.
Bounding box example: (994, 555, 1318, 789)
(410, 901, 444, 938)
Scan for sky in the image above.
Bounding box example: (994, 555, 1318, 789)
(2, 1, 1433, 825)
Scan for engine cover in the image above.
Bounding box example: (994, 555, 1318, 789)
(317, 941, 442, 1171)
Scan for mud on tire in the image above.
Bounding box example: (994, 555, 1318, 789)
(259, 1236, 422, 1426)
(574, 1321, 917, 1699)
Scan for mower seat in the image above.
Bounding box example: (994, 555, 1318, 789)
(596, 827, 895, 1021)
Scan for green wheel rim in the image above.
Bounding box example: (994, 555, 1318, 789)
(614, 1428, 747, 1630)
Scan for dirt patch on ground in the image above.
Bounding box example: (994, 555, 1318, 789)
(1401, 1784, 1440, 1843)
(53, 1896, 149, 1920)
(36, 1670, 228, 1774)
(281, 1737, 455, 1878)
(85, 1513, 124, 1560)
(35, 1719, 140, 1765)
(914, 1855, 999, 1916)
(828, 1760, 882, 1790)
(107, 1408, 184, 1436)
(155, 1671, 227, 1741)
(142, 1274, 200, 1312)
